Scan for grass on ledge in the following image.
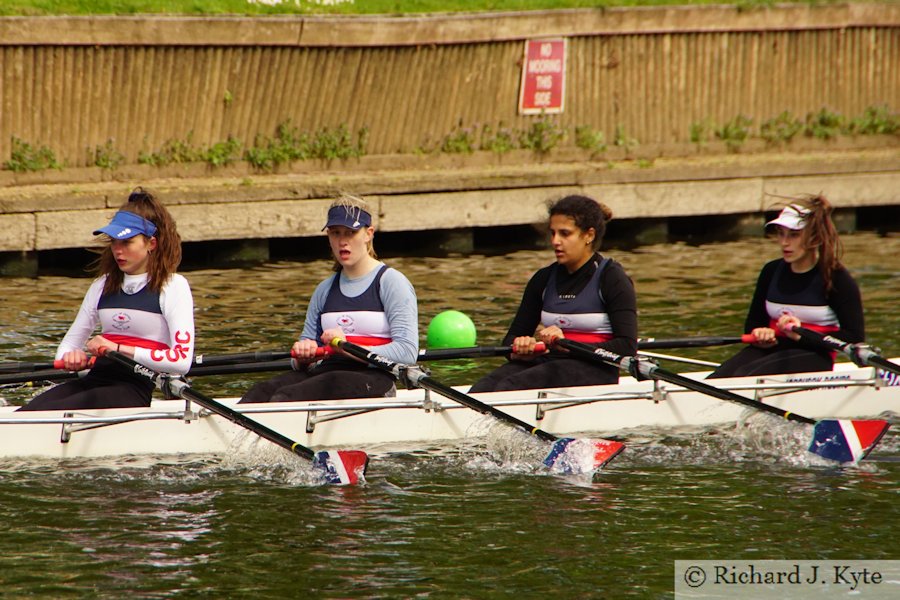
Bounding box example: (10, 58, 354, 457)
(0, 0, 866, 18)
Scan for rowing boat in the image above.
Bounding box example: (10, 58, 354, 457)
(1, 360, 897, 459)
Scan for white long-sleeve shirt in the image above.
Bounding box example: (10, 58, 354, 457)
(56, 272, 195, 375)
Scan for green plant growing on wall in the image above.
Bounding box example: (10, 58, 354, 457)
(275, 120, 311, 160)
(715, 115, 753, 151)
(223, 90, 234, 107)
(846, 105, 899, 136)
(309, 125, 368, 160)
(519, 116, 565, 154)
(689, 118, 715, 145)
(3, 137, 62, 172)
(201, 136, 242, 167)
(804, 108, 844, 140)
(613, 124, 639, 153)
(91, 139, 125, 170)
(759, 111, 803, 145)
(138, 132, 201, 166)
(574, 125, 607, 155)
(245, 136, 290, 171)
(440, 124, 477, 154)
(479, 123, 517, 154)
(245, 121, 310, 170)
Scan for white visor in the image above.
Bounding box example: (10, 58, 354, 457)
(765, 204, 810, 230)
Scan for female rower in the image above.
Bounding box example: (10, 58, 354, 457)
(469, 194, 637, 392)
(20, 188, 194, 411)
(239, 195, 418, 403)
(709, 194, 863, 378)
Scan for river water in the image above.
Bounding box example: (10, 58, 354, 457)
(0, 232, 898, 598)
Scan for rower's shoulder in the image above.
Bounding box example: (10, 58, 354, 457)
(597, 256, 631, 280)
(165, 273, 192, 289)
(759, 258, 782, 275)
(831, 265, 861, 292)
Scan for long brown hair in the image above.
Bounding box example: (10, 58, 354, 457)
(92, 187, 182, 295)
(776, 194, 844, 291)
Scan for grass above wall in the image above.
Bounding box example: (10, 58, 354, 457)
(0, 0, 867, 17)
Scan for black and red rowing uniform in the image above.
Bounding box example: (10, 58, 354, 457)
(710, 259, 863, 378)
(470, 253, 638, 393)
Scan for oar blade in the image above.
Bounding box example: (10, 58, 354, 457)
(543, 438, 625, 474)
(809, 419, 890, 464)
(312, 450, 370, 485)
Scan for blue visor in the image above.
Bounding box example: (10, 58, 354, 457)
(322, 205, 372, 231)
(93, 211, 157, 239)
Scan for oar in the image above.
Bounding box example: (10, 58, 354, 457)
(192, 350, 291, 367)
(0, 360, 58, 373)
(553, 338, 890, 464)
(0, 368, 80, 385)
(637, 334, 755, 350)
(0, 357, 96, 376)
(100, 349, 369, 485)
(329, 337, 624, 475)
(190, 343, 549, 368)
(417, 342, 547, 360)
(790, 326, 900, 378)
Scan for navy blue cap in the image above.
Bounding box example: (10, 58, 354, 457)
(93, 211, 158, 239)
(322, 205, 372, 231)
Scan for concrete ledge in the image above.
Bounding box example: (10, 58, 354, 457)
(2, 4, 898, 47)
(584, 179, 765, 219)
(0, 214, 35, 250)
(2, 147, 898, 252)
(170, 199, 333, 242)
(763, 173, 900, 207)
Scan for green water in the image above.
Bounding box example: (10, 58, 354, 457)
(0, 233, 898, 598)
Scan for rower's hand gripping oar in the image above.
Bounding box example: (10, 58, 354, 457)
(552, 338, 890, 464)
(790, 326, 900, 378)
(100, 349, 368, 485)
(329, 337, 624, 474)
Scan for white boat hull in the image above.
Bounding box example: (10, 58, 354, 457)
(1, 362, 897, 459)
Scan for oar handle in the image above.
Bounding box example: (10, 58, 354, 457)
(553, 338, 816, 425)
(52, 357, 97, 370)
(331, 337, 559, 443)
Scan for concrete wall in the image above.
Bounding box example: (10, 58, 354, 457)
(0, 146, 896, 253)
(0, 5, 897, 166)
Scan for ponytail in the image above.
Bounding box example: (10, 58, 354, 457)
(790, 194, 843, 292)
(93, 187, 182, 295)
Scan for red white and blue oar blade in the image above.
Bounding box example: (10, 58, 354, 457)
(543, 438, 625, 474)
(809, 420, 890, 464)
(312, 450, 370, 485)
